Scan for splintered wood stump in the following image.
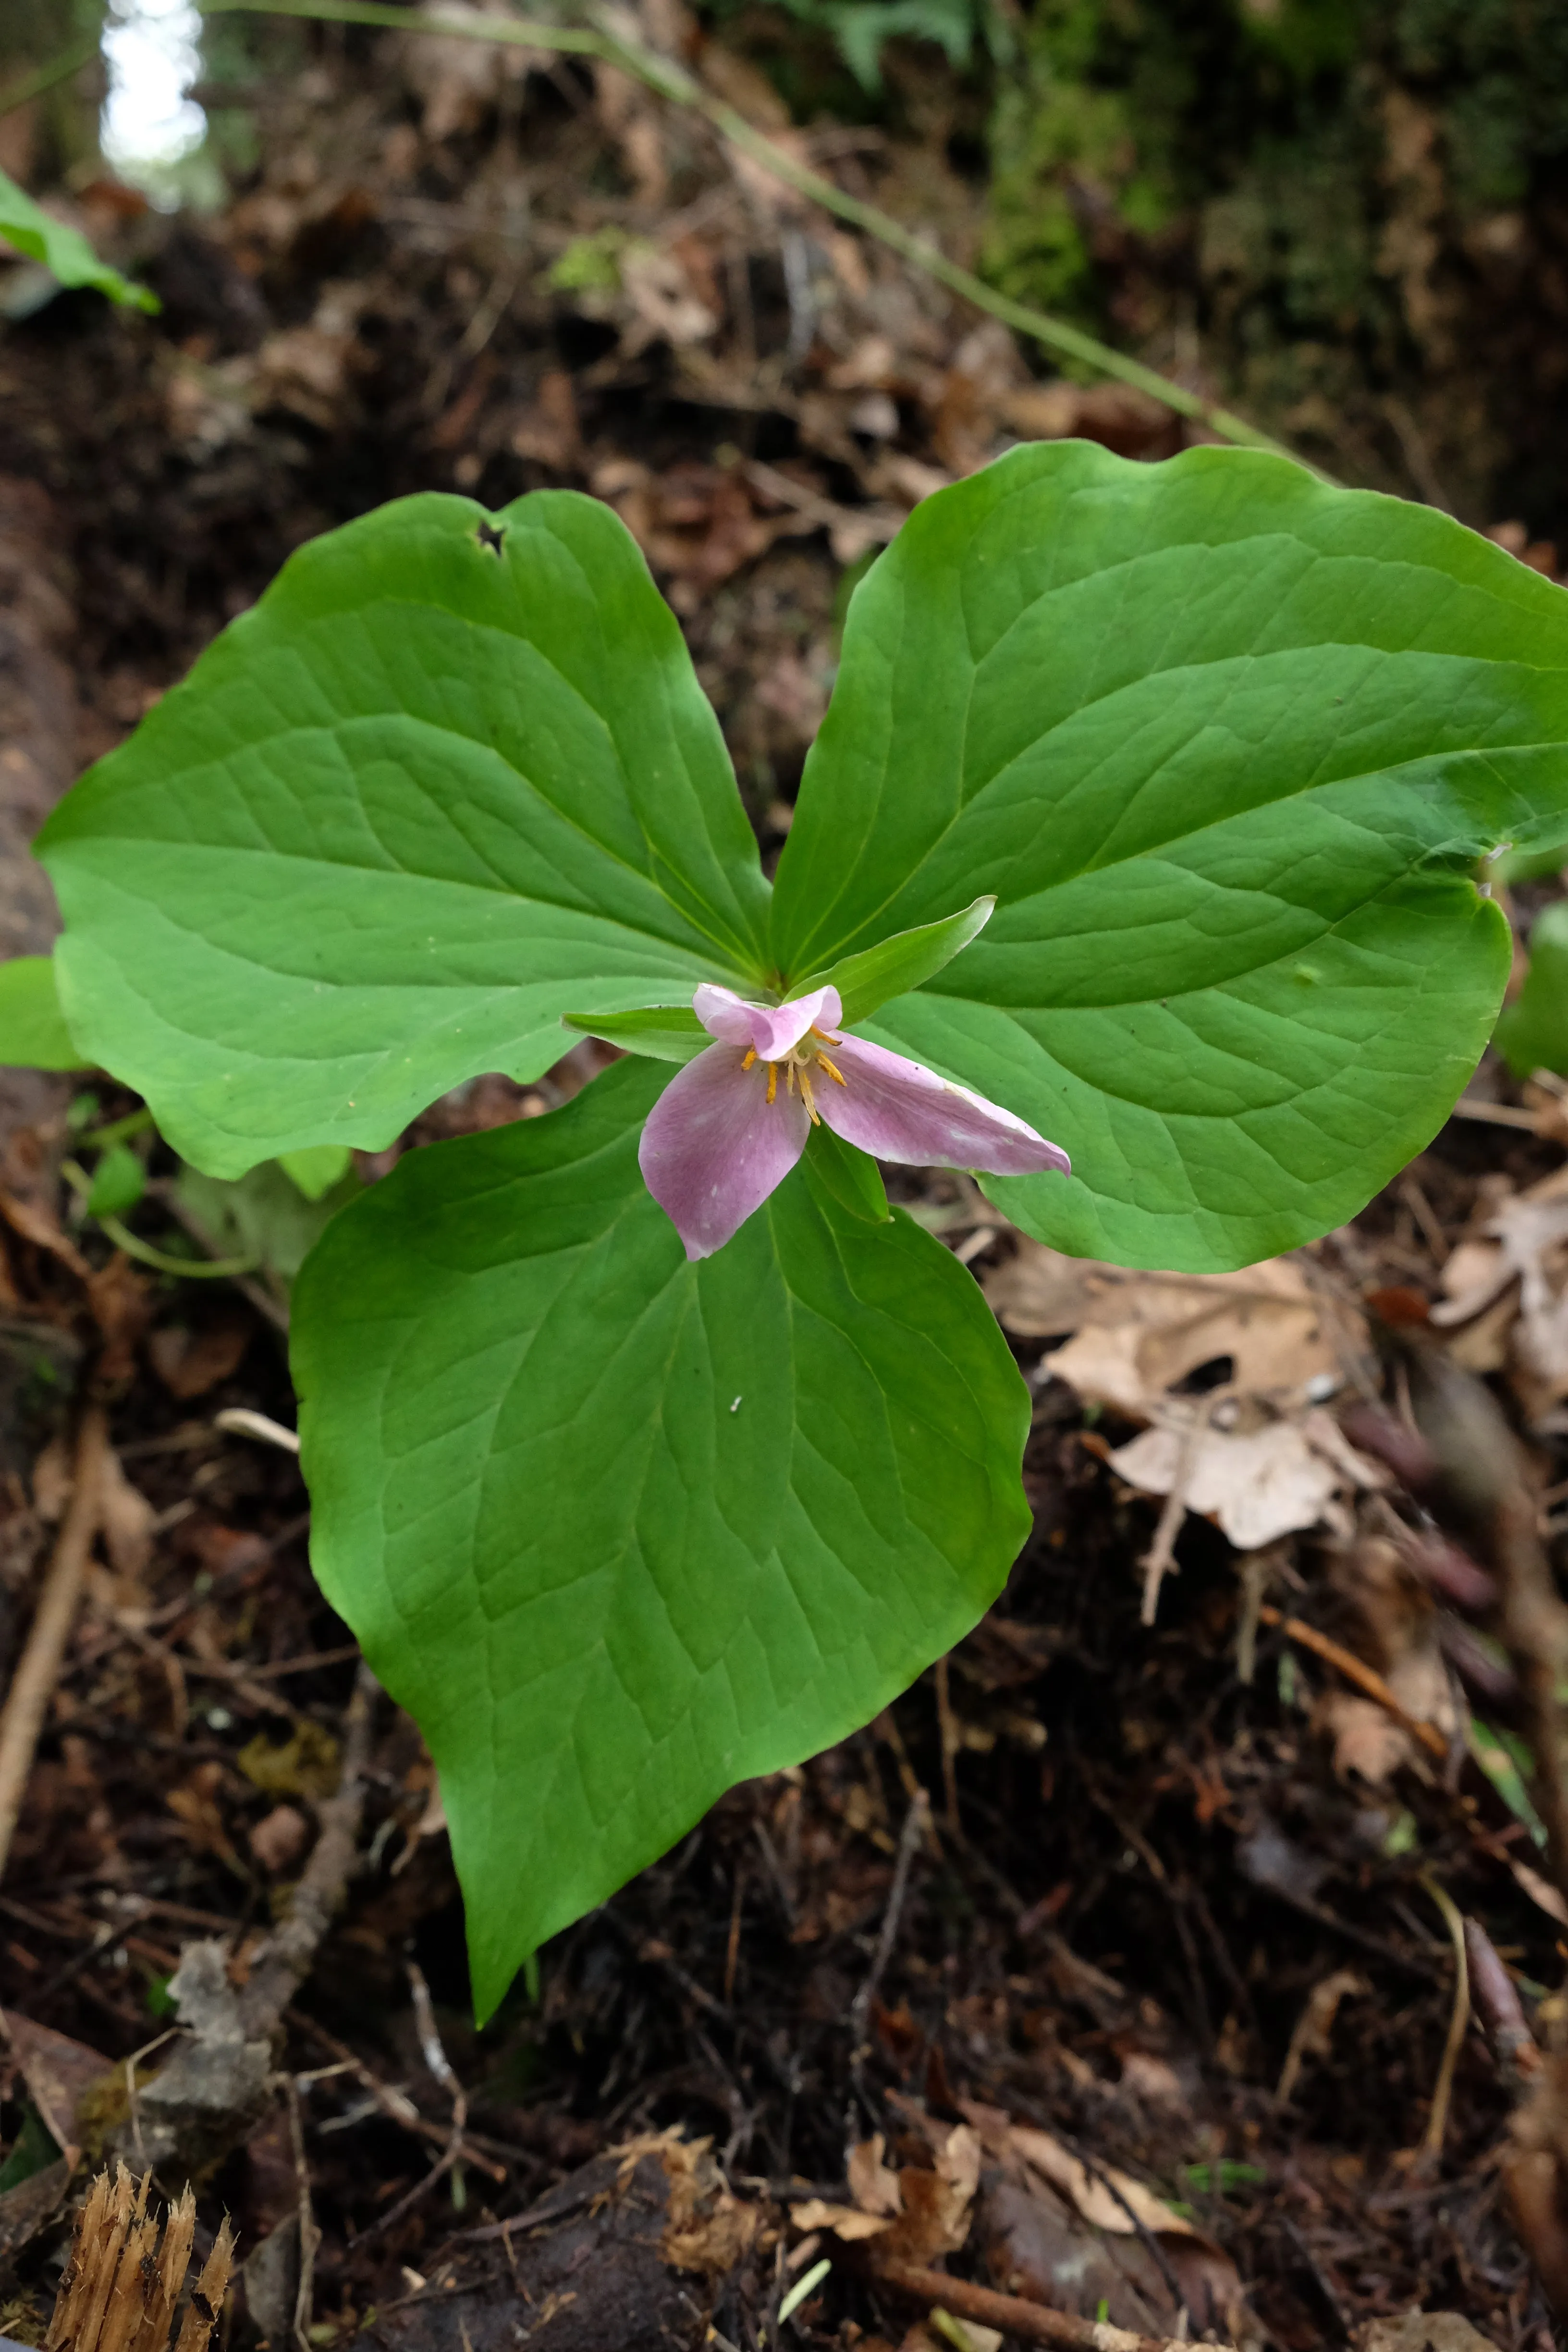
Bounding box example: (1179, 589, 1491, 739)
(45, 2166, 235, 2352)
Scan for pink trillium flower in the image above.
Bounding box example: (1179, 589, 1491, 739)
(638, 982, 1071, 1261)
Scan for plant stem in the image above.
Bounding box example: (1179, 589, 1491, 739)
(0, 33, 102, 124)
(192, 0, 1324, 473)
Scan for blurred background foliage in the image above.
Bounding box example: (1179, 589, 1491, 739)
(706, 0, 1568, 522)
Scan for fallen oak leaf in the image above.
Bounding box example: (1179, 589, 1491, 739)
(1002, 2125, 1196, 2242)
(848, 2132, 904, 2217)
(791, 2199, 894, 2241)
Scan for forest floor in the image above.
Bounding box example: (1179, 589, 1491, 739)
(1, 16, 1568, 2352)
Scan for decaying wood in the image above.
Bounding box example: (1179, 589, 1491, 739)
(45, 2165, 234, 2352)
(347, 2138, 759, 2352)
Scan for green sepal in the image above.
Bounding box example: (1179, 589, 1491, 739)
(560, 1004, 708, 1063)
(1495, 902, 1568, 1079)
(280, 1143, 355, 1201)
(86, 1144, 146, 1219)
(794, 896, 995, 1023)
(0, 166, 158, 311)
(0, 954, 92, 1072)
(804, 1121, 891, 1223)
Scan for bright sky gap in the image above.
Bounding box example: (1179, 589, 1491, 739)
(100, 0, 208, 188)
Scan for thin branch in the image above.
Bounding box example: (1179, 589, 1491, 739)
(192, 0, 1323, 472)
(0, 33, 102, 123)
(0, 1405, 108, 1880)
(871, 2256, 1235, 2352)
(1416, 1874, 1469, 2168)
(238, 1658, 380, 2038)
(1257, 1605, 1448, 1761)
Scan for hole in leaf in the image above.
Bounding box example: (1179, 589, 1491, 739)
(1168, 1353, 1234, 1396)
(476, 519, 506, 554)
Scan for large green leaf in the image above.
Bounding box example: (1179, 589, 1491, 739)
(39, 493, 771, 1176)
(291, 1058, 1029, 2016)
(773, 442, 1568, 1269)
(0, 166, 157, 311)
(0, 954, 91, 1071)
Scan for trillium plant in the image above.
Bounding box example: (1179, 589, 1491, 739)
(24, 440, 1568, 2016)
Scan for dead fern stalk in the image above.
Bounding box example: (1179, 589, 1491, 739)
(45, 2167, 234, 2352)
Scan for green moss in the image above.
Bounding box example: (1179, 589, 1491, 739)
(982, 0, 1568, 510)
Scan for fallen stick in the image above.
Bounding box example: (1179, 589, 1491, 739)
(0, 1405, 108, 1880)
(1256, 1605, 1447, 1759)
(239, 1657, 380, 2039)
(872, 2257, 1235, 2352)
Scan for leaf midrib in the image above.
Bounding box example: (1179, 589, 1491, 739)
(791, 535, 1566, 966)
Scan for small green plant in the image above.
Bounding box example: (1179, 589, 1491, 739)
(16, 438, 1568, 2018)
(0, 164, 157, 311)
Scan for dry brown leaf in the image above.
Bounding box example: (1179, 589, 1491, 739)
(1509, 1855, 1568, 1927)
(992, 1245, 1360, 1418)
(790, 2199, 891, 2241)
(1005, 2123, 1194, 2240)
(1319, 1693, 1416, 1786)
(1276, 1968, 1366, 2103)
(0, 2009, 111, 2158)
(396, 0, 545, 140)
(1354, 2320, 1501, 2352)
(934, 2121, 983, 2205)
(620, 244, 719, 352)
(847, 2133, 904, 2217)
(1108, 1407, 1380, 1551)
(98, 1448, 155, 1582)
(31, 1432, 72, 1522)
(146, 1311, 251, 1400)
(1432, 1164, 1568, 1417)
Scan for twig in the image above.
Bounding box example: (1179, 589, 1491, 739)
(1451, 1097, 1545, 1131)
(346, 1960, 474, 2246)
(238, 1658, 380, 2039)
(932, 1656, 960, 1832)
(284, 2073, 321, 2352)
(850, 1790, 928, 2040)
(1416, 1874, 1469, 2168)
(871, 2256, 1235, 2351)
(0, 1404, 108, 1880)
(214, 1408, 300, 1453)
(191, 0, 1320, 470)
(1139, 1423, 1197, 1624)
(287, 2013, 507, 2179)
(1256, 1605, 1448, 1760)
(0, 32, 102, 122)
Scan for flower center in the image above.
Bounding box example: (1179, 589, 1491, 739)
(741, 1024, 848, 1124)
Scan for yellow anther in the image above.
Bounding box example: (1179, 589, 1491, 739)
(766, 1061, 777, 1105)
(786, 1061, 797, 1094)
(742, 1047, 758, 1071)
(798, 1068, 821, 1125)
(815, 1052, 847, 1088)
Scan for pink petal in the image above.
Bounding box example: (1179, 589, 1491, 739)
(692, 983, 842, 1061)
(815, 1034, 1071, 1179)
(639, 1041, 811, 1260)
